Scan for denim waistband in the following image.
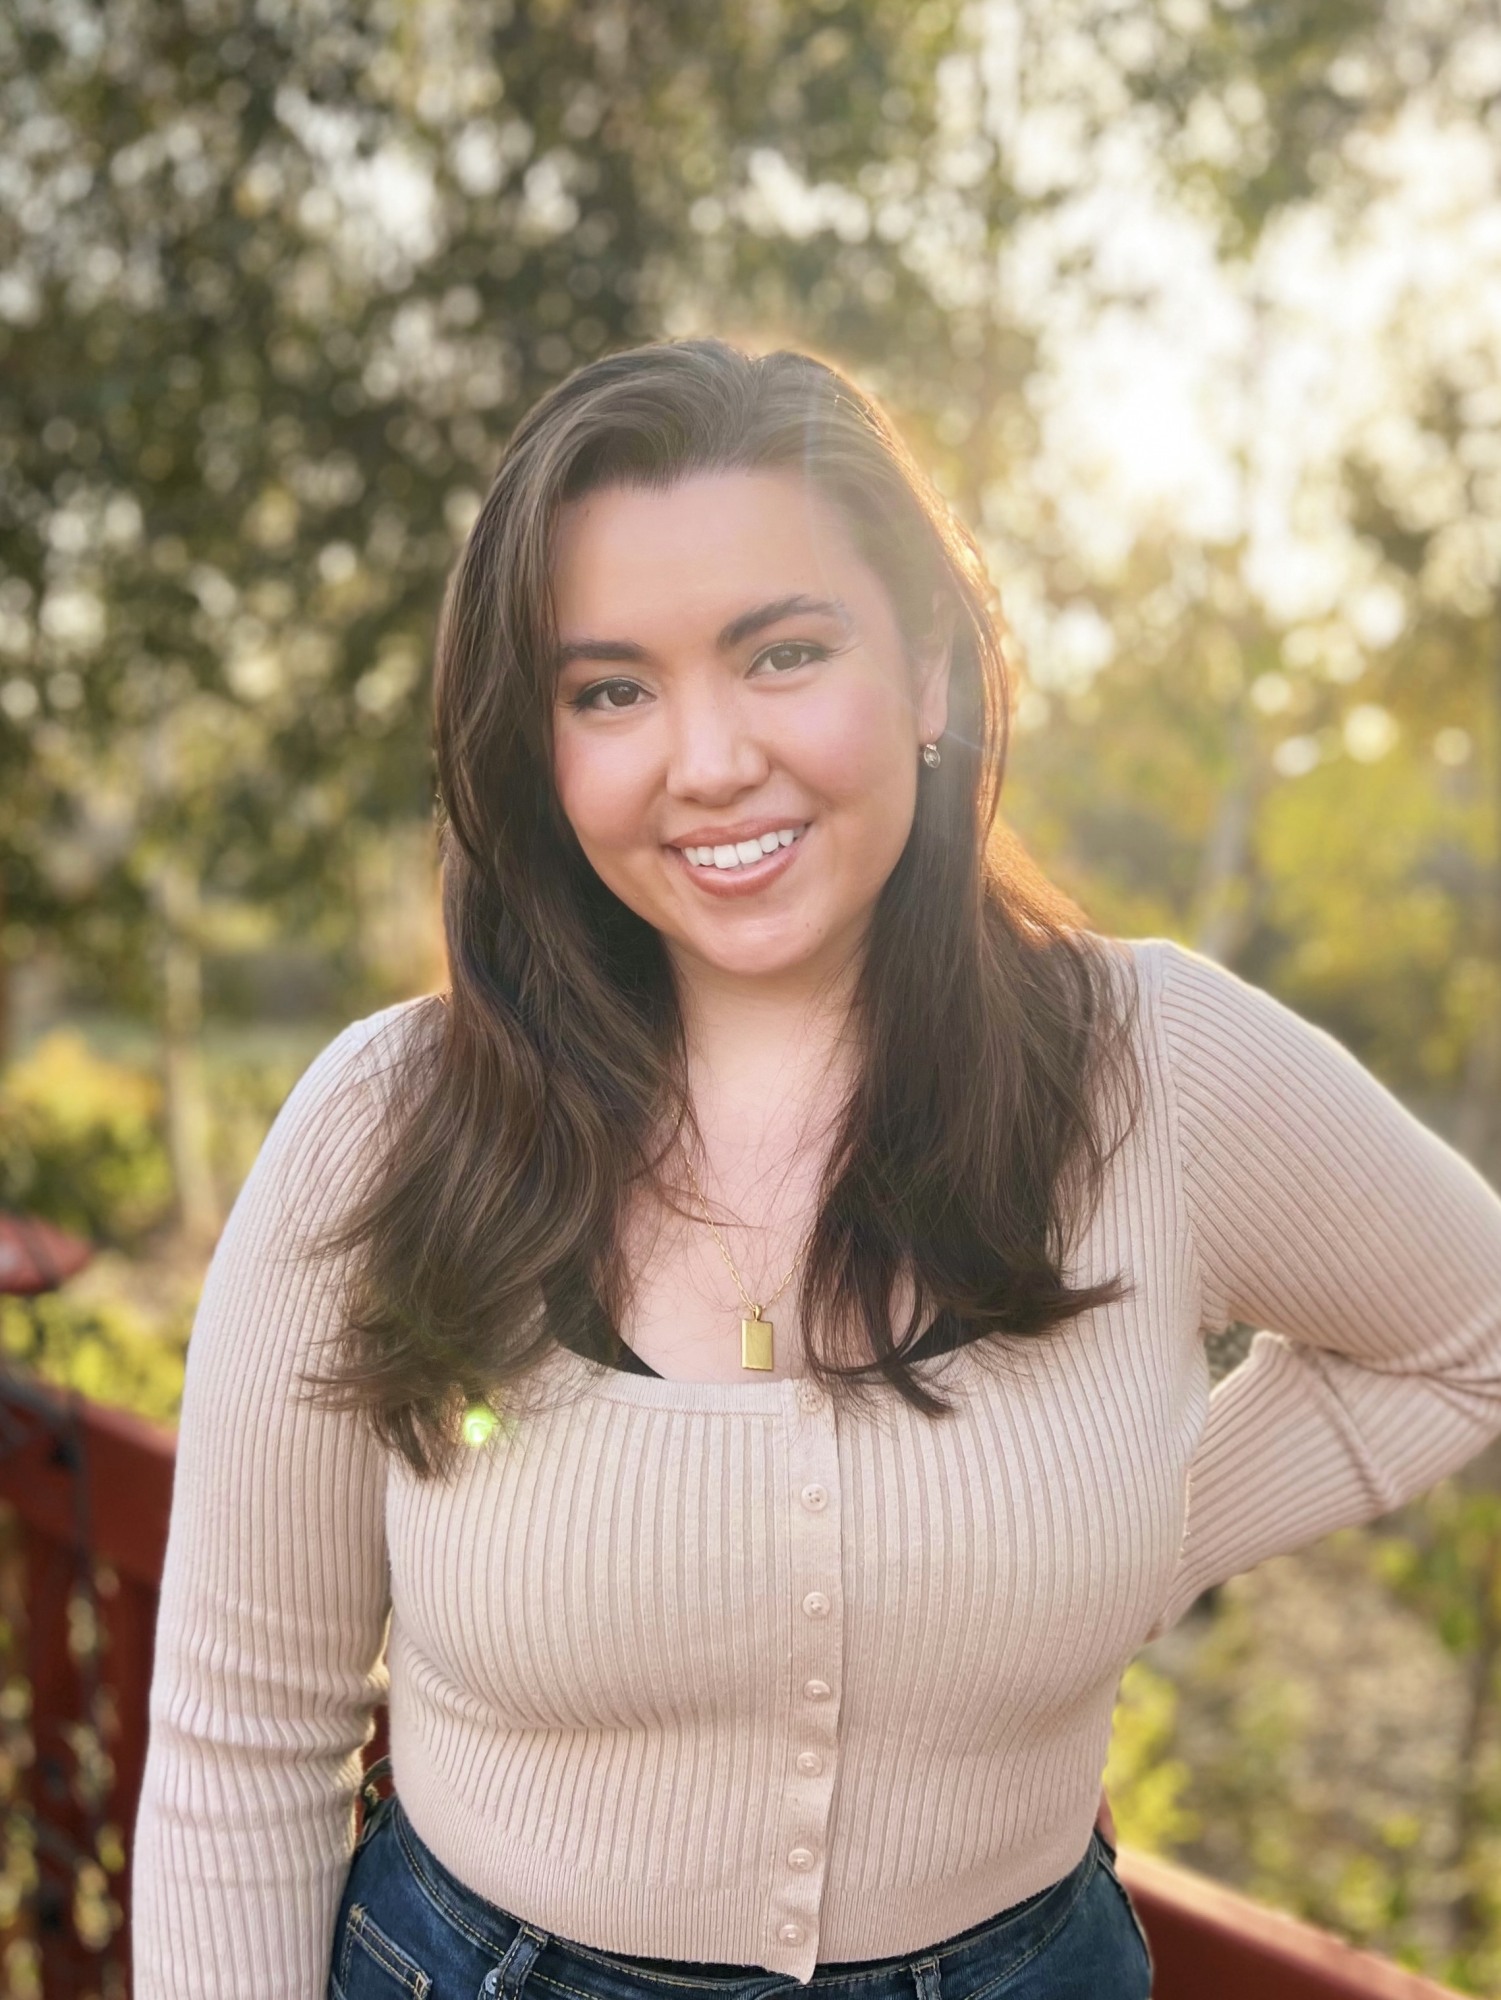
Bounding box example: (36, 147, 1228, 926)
(355, 1767, 1113, 2000)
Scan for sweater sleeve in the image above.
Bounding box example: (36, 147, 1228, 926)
(1149, 939, 1501, 1636)
(130, 1003, 422, 1999)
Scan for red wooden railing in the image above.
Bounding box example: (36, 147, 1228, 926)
(1117, 1849, 1462, 1999)
(0, 1368, 1463, 1999)
(0, 1373, 178, 1993)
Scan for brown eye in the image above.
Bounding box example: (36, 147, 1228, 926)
(572, 678, 644, 711)
(757, 642, 825, 674)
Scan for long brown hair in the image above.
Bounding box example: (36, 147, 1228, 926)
(299, 337, 1143, 1479)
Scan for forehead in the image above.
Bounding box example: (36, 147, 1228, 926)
(550, 469, 888, 638)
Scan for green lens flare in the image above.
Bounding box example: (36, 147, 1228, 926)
(462, 1402, 498, 1447)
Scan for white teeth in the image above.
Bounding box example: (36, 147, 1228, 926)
(680, 826, 805, 869)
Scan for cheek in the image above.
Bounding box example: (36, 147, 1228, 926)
(551, 731, 646, 856)
(792, 679, 914, 804)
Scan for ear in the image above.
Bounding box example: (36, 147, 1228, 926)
(913, 594, 954, 746)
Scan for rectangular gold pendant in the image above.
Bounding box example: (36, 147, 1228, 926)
(741, 1316, 775, 1371)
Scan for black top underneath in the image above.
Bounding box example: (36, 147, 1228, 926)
(553, 1286, 973, 1378)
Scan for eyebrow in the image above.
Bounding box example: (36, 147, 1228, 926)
(719, 593, 852, 649)
(554, 594, 852, 670)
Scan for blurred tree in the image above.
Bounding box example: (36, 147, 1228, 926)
(0, 1028, 172, 1247)
(1103, 1658, 1201, 1852)
(989, 0, 1501, 1104)
(1372, 1486, 1501, 1983)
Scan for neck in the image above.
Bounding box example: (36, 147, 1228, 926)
(669, 943, 866, 1156)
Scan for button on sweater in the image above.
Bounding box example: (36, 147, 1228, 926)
(130, 937, 1501, 1993)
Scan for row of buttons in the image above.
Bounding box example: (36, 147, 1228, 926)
(783, 1382, 833, 1958)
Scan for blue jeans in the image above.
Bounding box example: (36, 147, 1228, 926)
(328, 1765, 1153, 2000)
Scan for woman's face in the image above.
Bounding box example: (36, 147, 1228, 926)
(549, 468, 950, 994)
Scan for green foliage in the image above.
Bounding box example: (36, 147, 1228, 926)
(1256, 731, 1486, 1089)
(1366, 1484, 1501, 1991)
(0, 1291, 186, 1430)
(0, 1033, 172, 1248)
(1104, 1660, 1201, 1851)
(1372, 1486, 1501, 1656)
(1107, 1528, 1501, 1993)
(1122, 0, 1394, 246)
(1000, 519, 1498, 1104)
(200, 1046, 319, 1206)
(0, 1029, 336, 1429)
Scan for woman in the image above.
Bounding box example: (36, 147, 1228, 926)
(132, 338, 1501, 2000)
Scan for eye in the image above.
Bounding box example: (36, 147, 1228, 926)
(568, 678, 645, 712)
(755, 641, 827, 674)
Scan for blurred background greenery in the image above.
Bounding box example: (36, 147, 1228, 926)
(3, 0, 1501, 1989)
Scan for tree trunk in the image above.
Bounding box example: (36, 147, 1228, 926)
(1454, 1017, 1501, 1176)
(154, 855, 218, 1244)
(1192, 701, 1258, 965)
(1443, 1528, 1501, 1956)
(0, 865, 10, 1071)
(1442, 624, 1501, 1954)
(1455, 625, 1501, 1176)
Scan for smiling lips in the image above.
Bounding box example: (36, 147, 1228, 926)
(667, 822, 810, 895)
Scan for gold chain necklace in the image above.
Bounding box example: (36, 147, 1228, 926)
(679, 1147, 810, 1371)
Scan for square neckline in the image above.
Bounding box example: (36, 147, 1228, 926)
(548, 1309, 988, 1411)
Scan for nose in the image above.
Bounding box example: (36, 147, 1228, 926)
(664, 679, 769, 801)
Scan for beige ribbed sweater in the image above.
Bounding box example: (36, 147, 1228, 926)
(131, 937, 1501, 1993)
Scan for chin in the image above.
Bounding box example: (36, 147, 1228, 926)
(698, 946, 817, 979)
(680, 929, 829, 981)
